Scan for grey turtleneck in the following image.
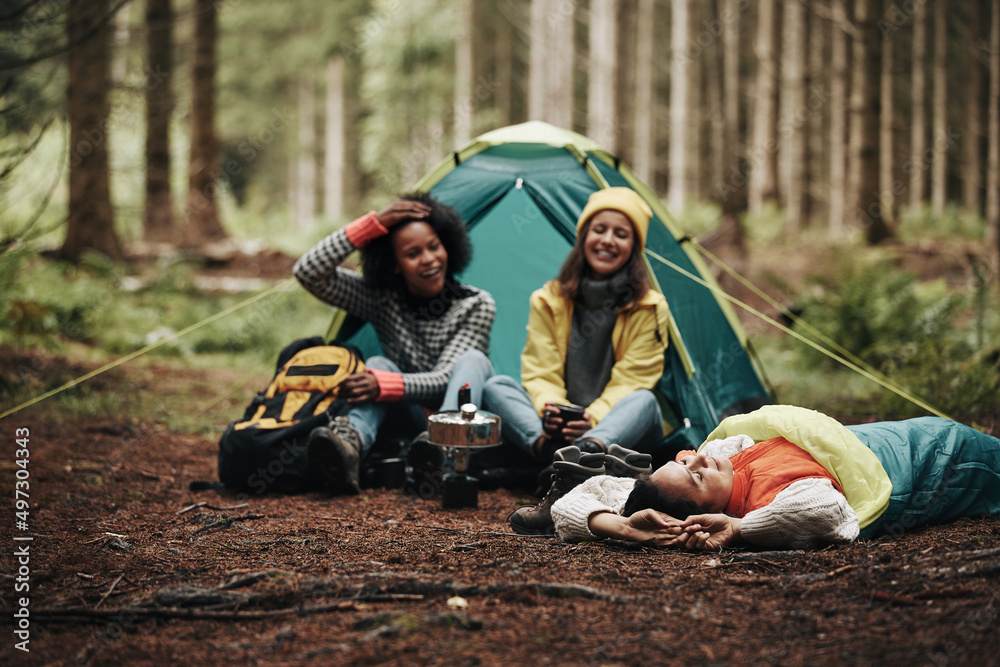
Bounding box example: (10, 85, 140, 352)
(564, 278, 618, 408)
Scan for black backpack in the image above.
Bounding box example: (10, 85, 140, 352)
(218, 337, 364, 494)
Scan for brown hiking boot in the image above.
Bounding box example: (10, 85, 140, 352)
(507, 446, 606, 536)
(307, 416, 362, 494)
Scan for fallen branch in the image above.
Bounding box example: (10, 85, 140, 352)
(95, 573, 124, 609)
(192, 513, 266, 535)
(727, 550, 805, 562)
(34, 595, 424, 624)
(177, 502, 250, 515)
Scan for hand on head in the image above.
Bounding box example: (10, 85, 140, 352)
(376, 199, 431, 229)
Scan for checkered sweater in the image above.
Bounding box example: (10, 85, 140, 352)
(293, 212, 495, 405)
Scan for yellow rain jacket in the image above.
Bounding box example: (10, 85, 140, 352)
(521, 280, 669, 425)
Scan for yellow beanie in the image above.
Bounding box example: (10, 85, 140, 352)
(575, 187, 653, 248)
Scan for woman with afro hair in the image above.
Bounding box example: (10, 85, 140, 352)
(294, 194, 495, 494)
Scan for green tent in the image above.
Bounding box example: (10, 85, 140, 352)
(329, 121, 770, 447)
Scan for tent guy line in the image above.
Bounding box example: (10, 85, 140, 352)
(0, 279, 296, 422)
(643, 247, 951, 421)
(0, 244, 948, 424)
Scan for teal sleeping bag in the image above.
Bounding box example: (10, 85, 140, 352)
(849, 417, 1000, 538)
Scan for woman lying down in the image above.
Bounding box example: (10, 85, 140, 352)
(547, 405, 1000, 550)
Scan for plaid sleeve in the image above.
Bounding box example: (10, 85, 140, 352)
(292, 213, 387, 321)
(401, 291, 496, 403)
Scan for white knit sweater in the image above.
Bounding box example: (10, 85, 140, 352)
(550, 435, 860, 549)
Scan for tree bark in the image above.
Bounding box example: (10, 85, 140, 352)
(806, 4, 827, 224)
(324, 55, 345, 221)
(614, 0, 637, 167)
(143, 0, 173, 244)
(782, 0, 808, 229)
(632, 0, 655, 183)
(879, 0, 896, 226)
(454, 0, 474, 146)
(494, 6, 513, 127)
(988, 0, 1000, 269)
(529, 0, 548, 121)
(668, 0, 689, 213)
(829, 0, 848, 233)
(547, 0, 574, 129)
(961, 1, 984, 216)
(720, 0, 745, 216)
(60, 0, 123, 263)
(930, 0, 947, 214)
(850, 0, 892, 244)
(185, 0, 226, 244)
(588, 0, 617, 150)
(748, 0, 779, 213)
(909, 0, 927, 209)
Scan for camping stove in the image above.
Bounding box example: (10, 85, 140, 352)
(427, 403, 501, 509)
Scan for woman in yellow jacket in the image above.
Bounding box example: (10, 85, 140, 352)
(483, 188, 669, 469)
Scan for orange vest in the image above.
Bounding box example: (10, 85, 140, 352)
(723, 437, 842, 517)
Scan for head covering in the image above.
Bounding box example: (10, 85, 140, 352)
(575, 187, 653, 248)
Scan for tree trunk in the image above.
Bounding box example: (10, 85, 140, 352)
(495, 7, 513, 127)
(806, 4, 827, 224)
(879, 0, 896, 227)
(829, 0, 848, 233)
(60, 0, 123, 263)
(850, 0, 892, 244)
(324, 55, 345, 221)
(529, 0, 549, 121)
(295, 78, 316, 230)
(719, 0, 744, 216)
(454, 0, 473, 146)
(588, 0, 617, 150)
(706, 3, 725, 202)
(547, 0, 574, 129)
(961, 1, 984, 216)
(782, 0, 807, 229)
(185, 0, 225, 244)
(930, 0, 947, 214)
(909, 0, 927, 209)
(988, 0, 1000, 270)
(614, 0, 637, 167)
(143, 0, 173, 244)
(748, 0, 779, 213)
(668, 0, 689, 213)
(632, 0, 655, 183)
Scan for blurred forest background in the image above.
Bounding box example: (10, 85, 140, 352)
(1, 0, 999, 427)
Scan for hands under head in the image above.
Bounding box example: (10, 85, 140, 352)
(588, 509, 742, 550)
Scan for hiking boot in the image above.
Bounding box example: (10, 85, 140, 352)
(406, 430, 444, 493)
(508, 445, 606, 536)
(572, 437, 607, 455)
(604, 443, 652, 478)
(307, 416, 362, 495)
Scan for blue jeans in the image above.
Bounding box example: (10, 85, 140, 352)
(482, 375, 663, 460)
(348, 349, 494, 458)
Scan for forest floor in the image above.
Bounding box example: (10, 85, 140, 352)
(3, 239, 1000, 666)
